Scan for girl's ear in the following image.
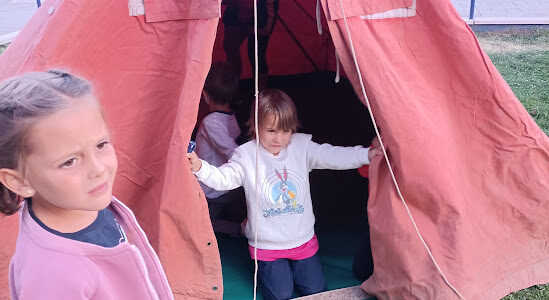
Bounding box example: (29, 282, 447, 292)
(0, 169, 35, 198)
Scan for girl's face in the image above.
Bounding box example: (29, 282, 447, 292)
(23, 96, 117, 214)
(258, 114, 292, 156)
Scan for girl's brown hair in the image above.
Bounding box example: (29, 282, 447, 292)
(0, 70, 92, 215)
(247, 89, 299, 138)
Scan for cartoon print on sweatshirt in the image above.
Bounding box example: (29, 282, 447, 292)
(261, 166, 305, 217)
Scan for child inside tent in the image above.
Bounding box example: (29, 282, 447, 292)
(188, 88, 381, 299)
(195, 62, 247, 236)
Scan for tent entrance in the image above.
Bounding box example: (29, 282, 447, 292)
(197, 71, 377, 299)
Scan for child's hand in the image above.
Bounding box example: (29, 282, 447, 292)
(187, 152, 202, 172)
(368, 136, 383, 161)
(368, 147, 383, 161)
(371, 136, 381, 149)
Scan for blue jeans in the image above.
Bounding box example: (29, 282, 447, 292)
(258, 254, 327, 300)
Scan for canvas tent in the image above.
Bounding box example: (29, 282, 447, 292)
(1, 0, 549, 299)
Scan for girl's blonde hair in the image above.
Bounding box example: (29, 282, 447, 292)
(247, 89, 299, 137)
(0, 70, 92, 215)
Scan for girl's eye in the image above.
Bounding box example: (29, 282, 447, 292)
(61, 158, 76, 168)
(97, 141, 109, 150)
(283, 130, 291, 133)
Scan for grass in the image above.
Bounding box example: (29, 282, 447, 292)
(1, 29, 548, 300)
(476, 29, 549, 135)
(503, 284, 549, 300)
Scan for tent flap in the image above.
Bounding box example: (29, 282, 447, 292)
(0, 0, 223, 299)
(323, 0, 549, 298)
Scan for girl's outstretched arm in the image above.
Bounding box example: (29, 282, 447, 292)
(306, 139, 372, 171)
(191, 149, 246, 191)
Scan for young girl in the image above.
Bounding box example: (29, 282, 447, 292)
(0, 70, 173, 299)
(188, 89, 381, 300)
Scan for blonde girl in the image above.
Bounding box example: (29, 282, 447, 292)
(0, 70, 172, 299)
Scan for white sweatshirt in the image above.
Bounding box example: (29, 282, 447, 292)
(195, 112, 241, 199)
(194, 133, 370, 250)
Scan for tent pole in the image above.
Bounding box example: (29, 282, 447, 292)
(469, 0, 476, 20)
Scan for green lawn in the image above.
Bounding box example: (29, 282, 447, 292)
(1, 28, 548, 299)
(504, 284, 549, 300)
(477, 29, 549, 135)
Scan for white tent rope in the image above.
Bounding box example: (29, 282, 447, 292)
(336, 0, 466, 299)
(316, 0, 323, 35)
(253, 0, 260, 299)
(317, 0, 339, 84)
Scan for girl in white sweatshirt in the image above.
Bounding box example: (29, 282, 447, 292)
(188, 89, 380, 300)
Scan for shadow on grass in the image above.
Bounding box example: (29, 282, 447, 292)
(0, 43, 8, 55)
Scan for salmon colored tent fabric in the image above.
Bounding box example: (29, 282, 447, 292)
(1, 0, 548, 299)
(0, 0, 224, 298)
(323, 0, 549, 298)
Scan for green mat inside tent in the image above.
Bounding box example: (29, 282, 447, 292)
(218, 230, 375, 299)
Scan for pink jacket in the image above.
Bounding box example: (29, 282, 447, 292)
(9, 198, 173, 300)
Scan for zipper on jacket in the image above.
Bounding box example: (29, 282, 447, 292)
(131, 244, 160, 300)
(114, 198, 173, 299)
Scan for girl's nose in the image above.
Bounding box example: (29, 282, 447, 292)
(88, 154, 106, 178)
